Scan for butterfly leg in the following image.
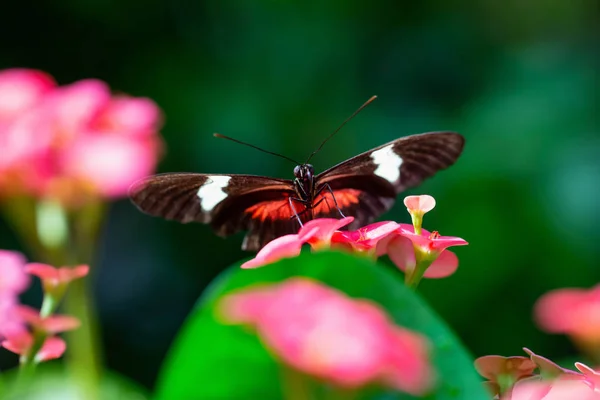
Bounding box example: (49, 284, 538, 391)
(315, 183, 346, 218)
(288, 197, 309, 227)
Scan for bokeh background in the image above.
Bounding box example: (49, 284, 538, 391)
(1, 0, 598, 391)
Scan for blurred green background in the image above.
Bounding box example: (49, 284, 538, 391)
(0, 0, 597, 391)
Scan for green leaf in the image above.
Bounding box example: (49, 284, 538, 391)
(156, 251, 488, 400)
(0, 363, 149, 400)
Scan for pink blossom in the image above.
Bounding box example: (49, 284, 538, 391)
(534, 285, 600, 347)
(98, 96, 162, 137)
(60, 133, 160, 198)
(523, 348, 581, 378)
(25, 263, 89, 292)
(397, 225, 468, 254)
(241, 233, 310, 269)
(300, 217, 355, 248)
(508, 378, 599, 400)
(241, 217, 400, 269)
(474, 355, 537, 396)
(0, 250, 29, 338)
(241, 218, 354, 268)
(0, 250, 29, 294)
(17, 305, 80, 334)
(1, 331, 66, 362)
(219, 278, 433, 394)
(575, 362, 600, 391)
(384, 234, 459, 278)
(0, 68, 163, 203)
(404, 195, 436, 214)
(0, 69, 55, 122)
(331, 221, 401, 252)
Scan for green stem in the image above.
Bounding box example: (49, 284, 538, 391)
(326, 387, 357, 400)
(281, 367, 312, 400)
(405, 252, 435, 290)
(64, 279, 102, 400)
(21, 199, 105, 399)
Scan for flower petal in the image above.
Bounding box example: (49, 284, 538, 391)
(0, 250, 29, 293)
(24, 263, 59, 281)
(36, 336, 67, 361)
(241, 232, 311, 269)
(423, 250, 458, 278)
(57, 265, 90, 284)
(404, 195, 436, 214)
(0, 69, 55, 120)
(299, 217, 354, 247)
(386, 235, 416, 274)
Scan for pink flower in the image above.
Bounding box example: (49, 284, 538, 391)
(331, 221, 401, 252)
(534, 285, 600, 348)
(219, 278, 434, 394)
(25, 263, 89, 285)
(239, 195, 467, 283)
(0, 250, 29, 294)
(0, 69, 55, 122)
(0, 250, 29, 338)
(575, 362, 600, 391)
(383, 234, 460, 279)
(241, 218, 354, 269)
(242, 217, 402, 269)
(17, 305, 80, 334)
(377, 226, 467, 285)
(523, 348, 581, 378)
(397, 226, 468, 255)
(241, 232, 310, 269)
(25, 263, 89, 294)
(97, 96, 162, 137)
(404, 195, 436, 214)
(508, 378, 600, 400)
(1, 330, 66, 362)
(0, 68, 163, 204)
(474, 355, 537, 396)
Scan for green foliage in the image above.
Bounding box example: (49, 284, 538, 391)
(0, 364, 149, 400)
(156, 252, 488, 399)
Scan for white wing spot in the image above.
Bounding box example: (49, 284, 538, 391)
(197, 176, 231, 212)
(371, 144, 403, 183)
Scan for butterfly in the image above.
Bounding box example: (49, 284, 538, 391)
(129, 131, 465, 251)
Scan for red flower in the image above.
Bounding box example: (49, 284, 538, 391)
(219, 278, 434, 394)
(1, 331, 66, 362)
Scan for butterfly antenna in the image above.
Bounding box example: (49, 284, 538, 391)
(213, 133, 301, 165)
(305, 95, 377, 164)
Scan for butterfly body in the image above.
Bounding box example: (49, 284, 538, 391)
(130, 132, 465, 251)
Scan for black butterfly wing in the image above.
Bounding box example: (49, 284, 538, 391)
(129, 173, 302, 251)
(313, 131, 465, 228)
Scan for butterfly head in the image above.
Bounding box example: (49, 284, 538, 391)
(294, 164, 314, 181)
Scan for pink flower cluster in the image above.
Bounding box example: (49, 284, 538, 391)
(242, 195, 467, 282)
(475, 348, 600, 399)
(219, 277, 434, 395)
(0, 68, 162, 205)
(0, 249, 88, 362)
